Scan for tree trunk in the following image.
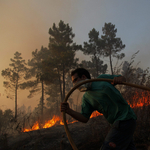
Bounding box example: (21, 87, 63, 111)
(15, 75, 18, 120)
(95, 56, 99, 77)
(62, 64, 65, 102)
(58, 68, 63, 102)
(41, 80, 44, 118)
(15, 83, 17, 119)
(109, 51, 114, 75)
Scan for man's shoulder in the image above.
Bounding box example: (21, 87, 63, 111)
(97, 74, 121, 79)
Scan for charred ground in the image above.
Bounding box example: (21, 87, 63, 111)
(1, 109, 150, 150)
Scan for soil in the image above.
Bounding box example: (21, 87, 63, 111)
(0, 116, 149, 150)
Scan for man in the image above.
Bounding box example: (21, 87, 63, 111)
(61, 68, 137, 150)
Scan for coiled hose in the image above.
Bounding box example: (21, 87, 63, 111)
(62, 78, 150, 150)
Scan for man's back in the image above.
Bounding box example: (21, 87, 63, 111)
(81, 74, 137, 124)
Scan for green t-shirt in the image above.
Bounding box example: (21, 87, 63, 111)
(81, 74, 137, 124)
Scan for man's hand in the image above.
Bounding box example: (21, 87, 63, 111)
(111, 76, 126, 85)
(61, 102, 71, 114)
(60, 102, 89, 123)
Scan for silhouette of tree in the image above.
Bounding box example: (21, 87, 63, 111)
(101, 23, 125, 75)
(1, 52, 27, 119)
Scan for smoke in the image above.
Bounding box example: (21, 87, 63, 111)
(0, 0, 80, 111)
(0, 0, 150, 111)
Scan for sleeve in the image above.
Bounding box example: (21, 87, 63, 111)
(81, 95, 95, 119)
(98, 74, 121, 79)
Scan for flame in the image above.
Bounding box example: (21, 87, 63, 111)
(43, 115, 60, 128)
(90, 111, 102, 118)
(23, 91, 150, 132)
(23, 115, 62, 132)
(23, 121, 40, 132)
(23, 111, 101, 132)
(129, 91, 150, 108)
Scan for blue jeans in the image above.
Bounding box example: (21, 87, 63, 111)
(100, 119, 136, 150)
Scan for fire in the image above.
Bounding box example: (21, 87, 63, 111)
(90, 111, 102, 118)
(23, 115, 62, 132)
(23, 91, 150, 132)
(129, 91, 150, 108)
(43, 115, 60, 128)
(23, 121, 40, 132)
(23, 111, 101, 132)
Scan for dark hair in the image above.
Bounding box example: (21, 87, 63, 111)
(71, 68, 91, 79)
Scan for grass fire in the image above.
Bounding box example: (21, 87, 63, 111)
(23, 91, 150, 133)
(23, 111, 102, 132)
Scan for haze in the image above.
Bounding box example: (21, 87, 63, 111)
(0, 0, 150, 111)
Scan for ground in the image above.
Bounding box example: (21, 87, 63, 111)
(0, 116, 150, 150)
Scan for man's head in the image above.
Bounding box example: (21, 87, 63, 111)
(71, 68, 91, 85)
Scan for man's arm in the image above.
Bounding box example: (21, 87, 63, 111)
(61, 102, 89, 123)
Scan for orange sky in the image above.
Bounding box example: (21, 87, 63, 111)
(0, 0, 150, 111)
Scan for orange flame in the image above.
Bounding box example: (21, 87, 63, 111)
(23, 91, 150, 132)
(23, 121, 40, 132)
(90, 111, 102, 118)
(23, 111, 101, 132)
(23, 115, 61, 132)
(129, 91, 150, 108)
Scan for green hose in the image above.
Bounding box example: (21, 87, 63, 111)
(63, 78, 150, 150)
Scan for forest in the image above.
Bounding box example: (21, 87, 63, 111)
(0, 20, 150, 149)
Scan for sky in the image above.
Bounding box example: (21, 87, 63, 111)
(0, 0, 150, 111)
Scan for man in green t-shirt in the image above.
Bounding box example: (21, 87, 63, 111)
(61, 68, 136, 150)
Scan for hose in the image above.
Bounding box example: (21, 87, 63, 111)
(63, 78, 150, 150)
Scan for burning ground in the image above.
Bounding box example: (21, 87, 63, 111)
(23, 111, 101, 133)
(1, 91, 150, 150)
(22, 90, 150, 133)
(1, 112, 150, 150)
(5, 116, 108, 150)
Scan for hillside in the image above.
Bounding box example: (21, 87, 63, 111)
(0, 115, 150, 150)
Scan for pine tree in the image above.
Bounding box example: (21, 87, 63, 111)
(1, 52, 27, 119)
(101, 23, 125, 75)
(48, 20, 81, 101)
(20, 46, 55, 119)
(83, 28, 104, 77)
(81, 58, 107, 78)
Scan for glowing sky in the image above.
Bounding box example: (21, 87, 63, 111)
(0, 0, 150, 111)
